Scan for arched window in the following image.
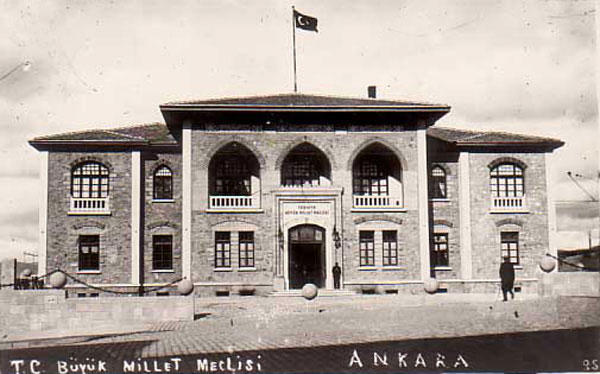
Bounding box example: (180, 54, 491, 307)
(153, 166, 173, 200)
(71, 162, 109, 198)
(213, 156, 252, 196)
(430, 166, 447, 199)
(281, 143, 331, 187)
(490, 163, 524, 198)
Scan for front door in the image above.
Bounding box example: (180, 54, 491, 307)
(288, 225, 326, 289)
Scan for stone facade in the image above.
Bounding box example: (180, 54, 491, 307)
(30, 94, 563, 296)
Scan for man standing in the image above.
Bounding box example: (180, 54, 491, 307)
(332, 262, 342, 289)
(499, 257, 515, 301)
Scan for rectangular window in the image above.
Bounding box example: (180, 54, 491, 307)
(432, 233, 449, 267)
(359, 231, 375, 267)
(215, 232, 231, 268)
(501, 232, 519, 265)
(382, 230, 398, 266)
(239, 231, 255, 268)
(152, 235, 173, 270)
(78, 235, 100, 271)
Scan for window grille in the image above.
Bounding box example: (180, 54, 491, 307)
(153, 166, 173, 200)
(382, 230, 398, 266)
(239, 231, 255, 268)
(432, 233, 449, 267)
(78, 235, 100, 271)
(71, 162, 109, 198)
(490, 164, 524, 198)
(501, 231, 520, 264)
(215, 232, 231, 268)
(353, 159, 389, 196)
(431, 166, 447, 199)
(153, 235, 173, 270)
(359, 231, 375, 266)
(214, 157, 251, 196)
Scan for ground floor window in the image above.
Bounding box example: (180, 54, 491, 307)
(152, 235, 173, 270)
(78, 235, 100, 271)
(359, 231, 375, 266)
(432, 233, 449, 267)
(501, 231, 519, 264)
(239, 231, 255, 268)
(215, 231, 232, 268)
(382, 230, 398, 266)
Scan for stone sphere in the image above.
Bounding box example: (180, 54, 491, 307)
(423, 278, 439, 294)
(302, 283, 318, 300)
(540, 256, 556, 273)
(49, 272, 67, 289)
(375, 285, 386, 295)
(177, 279, 194, 295)
(20, 268, 32, 277)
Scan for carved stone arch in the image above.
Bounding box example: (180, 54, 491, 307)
(495, 218, 524, 228)
(274, 139, 337, 171)
(200, 137, 266, 170)
(147, 221, 179, 231)
(488, 157, 528, 170)
(69, 156, 113, 171)
(209, 216, 262, 228)
(433, 219, 454, 228)
(150, 160, 174, 176)
(353, 215, 403, 225)
(73, 220, 106, 230)
(346, 137, 408, 171)
(430, 163, 451, 176)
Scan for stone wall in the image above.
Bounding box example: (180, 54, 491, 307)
(47, 151, 133, 285)
(0, 290, 193, 335)
(468, 152, 549, 280)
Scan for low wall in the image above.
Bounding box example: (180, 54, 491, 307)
(541, 272, 600, 297)
(0, 289, 194, 336)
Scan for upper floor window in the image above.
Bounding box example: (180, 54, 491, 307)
(281, 143, 331, 187)
(153, 166, 173, 200)
(78, 235, 100, 271)
(352, 143, 403, 209)
(430, 166, 447, 199)
(501, 231, 520, 265)
(71, 162, 109, 198)
(490, 163, 524, 198)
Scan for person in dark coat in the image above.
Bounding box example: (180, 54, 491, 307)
(332, 262, 342, 289)
(499, 257, 515, 301)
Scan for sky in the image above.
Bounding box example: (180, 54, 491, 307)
(0, 0, 598, 261)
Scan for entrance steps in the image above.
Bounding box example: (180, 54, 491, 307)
(268, 289, 357, 297)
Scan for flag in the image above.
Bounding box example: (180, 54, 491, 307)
(294, 10, 318, 32)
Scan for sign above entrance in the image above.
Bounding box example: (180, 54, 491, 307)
(283, 202, 331, 218)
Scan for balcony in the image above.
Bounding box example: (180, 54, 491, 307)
(352, 195, 404, 211)
(491, 196, 528, 213)
(208, 195, 261, 212)
(69, 197, 111, 215)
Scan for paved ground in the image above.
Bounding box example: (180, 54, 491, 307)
(1, 294, 599, 373)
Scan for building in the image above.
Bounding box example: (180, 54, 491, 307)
(29, 93, 564, 296)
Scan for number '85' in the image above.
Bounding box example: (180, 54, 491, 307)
(583, 359, 599, 371)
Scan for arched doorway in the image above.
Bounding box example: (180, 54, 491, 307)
(288, 224, 326, 289)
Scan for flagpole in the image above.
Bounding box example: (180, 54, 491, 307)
(292, 6, 298, 93)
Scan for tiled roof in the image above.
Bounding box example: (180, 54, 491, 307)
(162, 93, 449, 109)
(427, 126, 564, 148)
(30, 123, 176, 145)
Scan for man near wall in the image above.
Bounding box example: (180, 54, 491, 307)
(499, 257, 515, 301)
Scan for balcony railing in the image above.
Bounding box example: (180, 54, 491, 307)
(69, 197, 111, 214)
(209, 195, 259, 210)
(491, 196, 527, 212)
(353, 195, 403, 210)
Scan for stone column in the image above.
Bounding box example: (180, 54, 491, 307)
(545, 152, 558, 269)
(417, 128, 431, 280)
(459, 151, 473, 279)
(38, 151, 48, 277)
(131, 150, 141, 285)
(182, 122, 192, 280)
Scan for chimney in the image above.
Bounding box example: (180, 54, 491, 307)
(367, 85, 376, 99)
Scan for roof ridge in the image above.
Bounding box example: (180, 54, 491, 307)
(31, 122, 166, 141)
(103, 129, 145, 140)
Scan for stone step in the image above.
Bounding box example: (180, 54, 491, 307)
(268, 289, 357, 297)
